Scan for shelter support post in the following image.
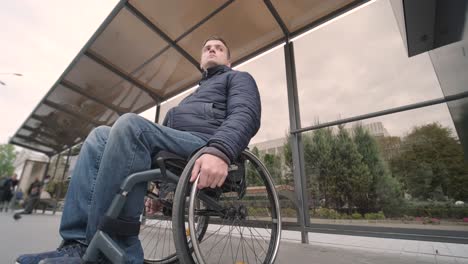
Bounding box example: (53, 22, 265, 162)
(155, 104, 161, 124)
(284, 41, 310, 244)
(42, 157, 51, 180)
(53, 149, 71, 213)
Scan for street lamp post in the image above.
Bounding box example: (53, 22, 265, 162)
(0, 72, 23, 85)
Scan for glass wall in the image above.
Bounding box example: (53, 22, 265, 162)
(236, 47, 296, 223)
(291, 0, 468, 232)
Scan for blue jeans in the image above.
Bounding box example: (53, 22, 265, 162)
(59, 113, 207, 263)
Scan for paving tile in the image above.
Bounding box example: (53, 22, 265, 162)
(455, 257, 468, 264)
(435, 255, 458, 264)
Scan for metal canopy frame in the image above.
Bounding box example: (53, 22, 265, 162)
(10, 0, 370, 156)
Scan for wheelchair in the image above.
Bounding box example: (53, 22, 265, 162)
(82, 148, 282, 264)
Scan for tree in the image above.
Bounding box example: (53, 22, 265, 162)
(246, 147, 263, 186)
(248, 146, 285, 186)
(332, 126, 370, 213)
(0, 144, 17, 178)
(306, 128, 334, 208)
(353, 125, 403, 215)
(281, 124, 406, 215)
(282, 133, 296, 186)
(262, 153, 283, 184)
(390, 123, 468, 201)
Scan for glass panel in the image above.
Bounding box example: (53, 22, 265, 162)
(429, 41, 468, 97)
(35, 134, 62, 148)
(25, 119, 42, 129)
(128, 0, 225, 40)
(178, 0, 283, 64)
(131, 48, 201, 98)
(34, 104, 94, 145)
(49, 85, 111, 123)
(96, 110, 119, 125)
(12, 138, 55, 153)
(90, 8, 168, 72)
(64, 56, 134, 103)
(300, 103, 468, 231)
(237, 48, 296, 223)
(446, 98, 468, 159)
(17, 129, 56, 147)
(295, 0, 445, 128)
(17, 129, 32, 137)
(271, 0, 354, 32)
(13, 133, 59, 151)
(429, 31, 468, 156)
(63, 56, 156, 113)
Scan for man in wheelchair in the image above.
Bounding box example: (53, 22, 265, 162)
(16, 36, 262, 264)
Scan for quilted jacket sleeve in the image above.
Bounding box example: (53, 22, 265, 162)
(207, 71, 261, 163)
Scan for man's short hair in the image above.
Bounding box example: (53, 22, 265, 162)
(202, 36, 231, 59)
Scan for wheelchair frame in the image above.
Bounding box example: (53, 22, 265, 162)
(82, 149, 282, 264)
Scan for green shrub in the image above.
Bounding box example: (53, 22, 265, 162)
(315, 208, 340, 219)
(351, 213, 363, 219)
(340, 213, 352, 219)
(365, 211, 385, 220)
(401, 205, 468, 219)
(281, 208, 297, 217)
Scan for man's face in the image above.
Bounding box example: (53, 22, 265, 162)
(200, 40, 231, 70)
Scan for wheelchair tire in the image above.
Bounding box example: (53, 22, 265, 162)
(173, 149, 282, 264)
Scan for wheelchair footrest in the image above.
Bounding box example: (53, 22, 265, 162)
(82, 230, 125, 264)
(98, 216, 140, 237)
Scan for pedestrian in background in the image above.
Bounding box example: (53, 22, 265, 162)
(13, 177, 42, 219)
(0, 174, 18, 212)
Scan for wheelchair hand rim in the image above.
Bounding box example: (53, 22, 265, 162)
(187, 150, 282, 264)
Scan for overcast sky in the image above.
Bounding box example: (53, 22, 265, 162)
(0, 0, 119, 145)
(0, 0, 458, 152)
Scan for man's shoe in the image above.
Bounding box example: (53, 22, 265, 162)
(15, 243, 86, 264)
(13, 213, 21, 220)
(38, 256, 82, 264)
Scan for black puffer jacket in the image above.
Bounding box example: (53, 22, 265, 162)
(163, 65, 261, 163)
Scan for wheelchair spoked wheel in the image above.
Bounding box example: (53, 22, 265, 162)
(141, 187, 209, 263)
(173, 150, 282, 264)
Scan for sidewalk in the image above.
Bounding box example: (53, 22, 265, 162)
(281, 230, 468, 263)
(1, 212, 467, 264)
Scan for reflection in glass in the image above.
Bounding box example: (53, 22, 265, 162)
(429, 26, 468, 158)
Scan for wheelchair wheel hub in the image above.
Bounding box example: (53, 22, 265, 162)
(223, 204, 248, 220)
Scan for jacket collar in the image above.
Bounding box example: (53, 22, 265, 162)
(201, 65, 231, 80)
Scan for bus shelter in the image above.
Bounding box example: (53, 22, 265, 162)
(9, 0, 468, 244)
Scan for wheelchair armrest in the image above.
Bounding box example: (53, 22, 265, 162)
(152, 151, 188, 170)
(152, 151, 188, 184)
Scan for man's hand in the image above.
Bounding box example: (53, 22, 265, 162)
(190, 153, 228, 189)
